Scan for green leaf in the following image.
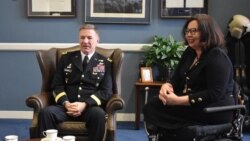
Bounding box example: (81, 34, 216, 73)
(142, 34, 186, 68)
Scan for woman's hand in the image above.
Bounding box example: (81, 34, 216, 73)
(159, 83, 190, 106)
(159, 83, 174, 105)
(162, 92, 180, 105)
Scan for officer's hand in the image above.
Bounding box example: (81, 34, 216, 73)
(66, 102, 87, 117)
(65, 102, 79, 117)
(65, 102, 77, 112)
(75, 102, 87, 113)
(64, 101, 71, 110)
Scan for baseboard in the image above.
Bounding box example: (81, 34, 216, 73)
(0, 111, 143, 122)
(0, 111, 33, 119)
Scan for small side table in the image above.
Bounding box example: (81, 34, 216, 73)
(135, 81, 164, 130)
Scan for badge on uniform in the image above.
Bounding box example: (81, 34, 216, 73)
(64, 68, 72, 73)
(67, 64, 72, 68)
(93, 63, 105, 73)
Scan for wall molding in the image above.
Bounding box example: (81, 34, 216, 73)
(0, 43, 150, 52)
(0, 111, 142, 122)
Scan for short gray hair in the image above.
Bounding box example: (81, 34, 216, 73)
(79, 24, 99, 36)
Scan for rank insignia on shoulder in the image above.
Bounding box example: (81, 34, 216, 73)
(62, 51, 67, 55)
(107, 58, 112, 62)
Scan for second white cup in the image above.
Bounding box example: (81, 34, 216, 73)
(63, 135, 75, 141)
(5, 135, 18, 141)
(43, 129, 58, 141)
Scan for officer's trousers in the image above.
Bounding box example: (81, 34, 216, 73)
(38, 105, 106, 141)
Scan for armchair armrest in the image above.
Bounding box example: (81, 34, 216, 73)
(105, 94, 125, 114)
(26, 92, 53, 130)
(26, 92, 52, 113)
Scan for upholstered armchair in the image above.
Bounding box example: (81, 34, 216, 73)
(26, 45, 125, 141)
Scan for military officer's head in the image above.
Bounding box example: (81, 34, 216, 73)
(79, 24, 100, 55)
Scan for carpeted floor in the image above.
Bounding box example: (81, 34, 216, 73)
(0, 119, 147, 141)
(0, 119, 249, 141)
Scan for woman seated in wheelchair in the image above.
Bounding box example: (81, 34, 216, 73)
(143, 14, 237, 141)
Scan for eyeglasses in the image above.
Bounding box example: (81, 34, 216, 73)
(185, 28, 199, 35)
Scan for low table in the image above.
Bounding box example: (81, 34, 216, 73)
(24, 138, 41, 141)
(25, 137, 63, 141)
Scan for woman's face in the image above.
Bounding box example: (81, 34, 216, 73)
(185, 20, 201, 50)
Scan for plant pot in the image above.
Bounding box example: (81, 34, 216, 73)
(156, 66, 173, 82)
(166, 67, 173, 82)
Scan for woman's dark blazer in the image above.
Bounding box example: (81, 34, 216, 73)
(170, 46, 235, 123)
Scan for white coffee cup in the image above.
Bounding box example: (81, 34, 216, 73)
(63, 135, 75, 141)
(5, 135, 18, 141)
(43, 129, 58, 141)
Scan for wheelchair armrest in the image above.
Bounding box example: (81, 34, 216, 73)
(204, 105, 246, 114)
(105, 94, 125, 114)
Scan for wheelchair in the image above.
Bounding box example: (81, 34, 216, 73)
(157, 105, 246, 141)
(147, 82, 247, 141)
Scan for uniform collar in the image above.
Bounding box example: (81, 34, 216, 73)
(81, 51, 95, 61)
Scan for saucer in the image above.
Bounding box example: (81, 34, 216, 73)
(41, 137, 62, 141)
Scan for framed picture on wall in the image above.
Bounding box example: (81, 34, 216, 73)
(85, 0, 151, 24)
(27, 0, 76, 18)
(161, 0, 208, 18)
(140, 67, 153, 83)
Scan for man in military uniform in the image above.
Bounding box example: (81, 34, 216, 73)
(38, 24, 113, 141)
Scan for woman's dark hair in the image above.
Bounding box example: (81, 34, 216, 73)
(182, 14, 225, 50)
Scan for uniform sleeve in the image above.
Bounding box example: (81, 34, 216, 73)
(188, 48, 233, 106)
(51, 55, 69, 105)
(84, 58, 113, 107)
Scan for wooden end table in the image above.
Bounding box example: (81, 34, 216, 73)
(135, 81, 164, 130)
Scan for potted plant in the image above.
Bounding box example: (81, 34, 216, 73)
(142, 35, 186, 81)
